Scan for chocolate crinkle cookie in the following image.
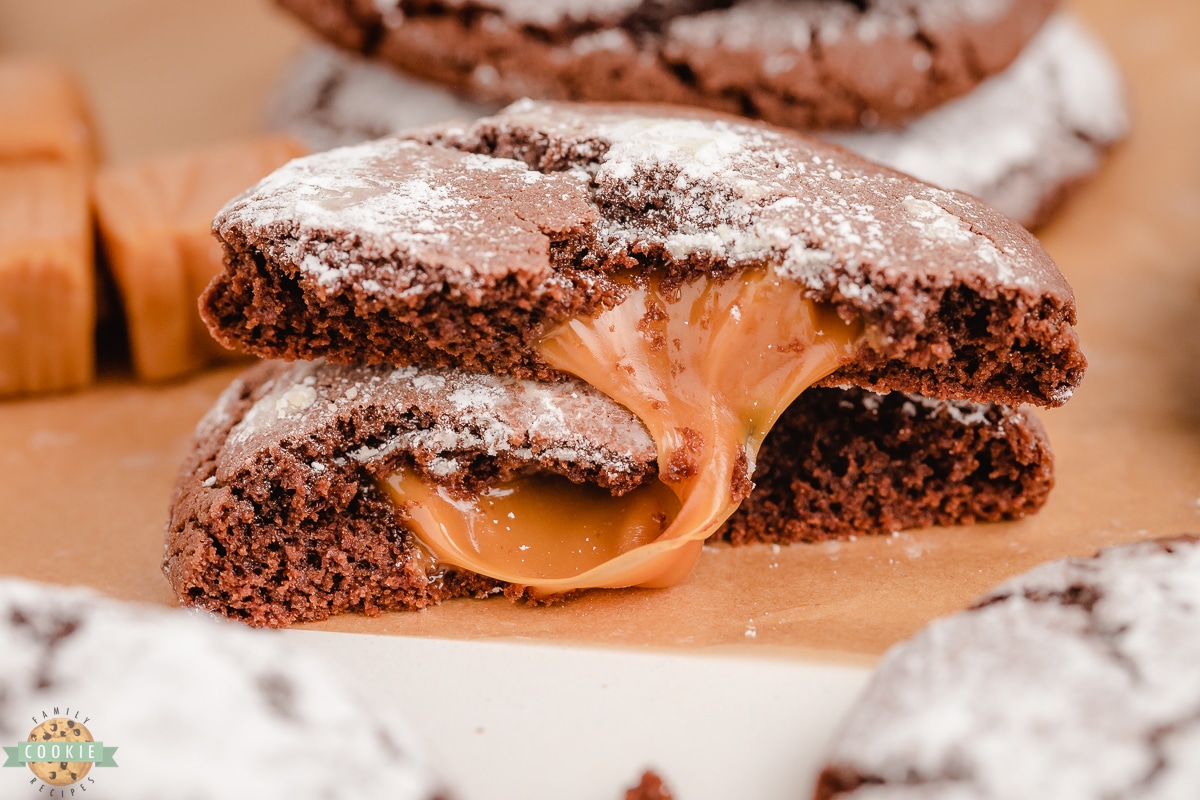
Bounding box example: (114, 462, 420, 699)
(816, 535, 1200, 800)
(275, 0, 1059, 130)
(0, 579, 446, 799)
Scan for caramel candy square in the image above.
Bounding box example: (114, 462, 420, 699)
(0, 60, 99, 168)
(94, 136, 305, 381)
(0, 162, 94, 396)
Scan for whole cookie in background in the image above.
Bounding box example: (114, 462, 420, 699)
(826, 13, 1128, 230)
(0, 579, 445, 800)
(266, 44, 500, 151)
(267, 12, 1127, 229)
(274, 0, 1058, 130)
(815, 535, 1200, 800)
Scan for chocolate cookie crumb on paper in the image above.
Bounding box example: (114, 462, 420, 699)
(625, 769, 676, 800)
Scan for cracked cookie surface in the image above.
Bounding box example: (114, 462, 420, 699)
(275, 0, 1058, 130)
(816, 535, 1200, 800)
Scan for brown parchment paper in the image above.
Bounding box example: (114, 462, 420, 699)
(2, 0, 1199, 661)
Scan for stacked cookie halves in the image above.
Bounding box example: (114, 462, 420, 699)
(167, 102, 1084, 626)
(269, 0, 1128, 229)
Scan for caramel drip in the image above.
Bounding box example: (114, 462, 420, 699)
(384, 267, 860, 593)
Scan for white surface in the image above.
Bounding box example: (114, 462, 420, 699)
(283, 631, 873, 800)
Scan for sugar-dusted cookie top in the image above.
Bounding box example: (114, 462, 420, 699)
(205, 102, 1084, 406)
(828, 12, 1128, 229)
(817, 536, 1200, 800)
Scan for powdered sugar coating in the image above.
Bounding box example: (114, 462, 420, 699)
(668, 0, 1014, 52)
(373, 0, 645, 28)
(218, 360, 657, 485)
(818, 537, 1200, 799)
(267, 44, 499, 152)
(219, 102, 1063, 300)
(0, 579, 443, 800)
(217, 136, 598, 292)
(207, 102, 1083, 408)
(828, 12, 1127, 227)
(281, 0, 1056, 129)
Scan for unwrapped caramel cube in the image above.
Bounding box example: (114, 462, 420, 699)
(0, 61, 97, 397)
(0, 60, 99, 167)
(94, 136, 305, 381)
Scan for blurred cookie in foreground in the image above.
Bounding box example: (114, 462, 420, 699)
(269, 12, 1126, 229)
(815, 535, 1200, 800)
(274, 0, 1058, 130)
(0, 578, 445, 799)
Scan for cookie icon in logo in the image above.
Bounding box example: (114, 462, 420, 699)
(25, 718, 93, 786)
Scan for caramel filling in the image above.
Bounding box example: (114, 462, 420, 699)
(383, 267, 860, 593)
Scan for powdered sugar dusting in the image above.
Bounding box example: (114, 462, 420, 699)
(215, 136, 599, 295)
(0, 579, 444, 800)
(828, 13, 1128, 227)
(443, 0, 644, 28)
(268, 11, 1120, 230)
(909, 393, 993, 426)
(824, 537, 1200, 798)
(267, 43, 499, 152)
(668, 0, 1011, 53)
(220, 361, 657, 484)
(490, 103, 1027, 286)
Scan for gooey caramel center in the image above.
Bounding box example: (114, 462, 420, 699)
(382, 266, 860, 593)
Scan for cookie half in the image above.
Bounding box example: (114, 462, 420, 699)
(0, 578, 445, 798)
(815, 535, 1200, 800)
(206, 101, 1084, 407)
(165, 359, 1053, 626)
(275, 0, 1058, 129)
